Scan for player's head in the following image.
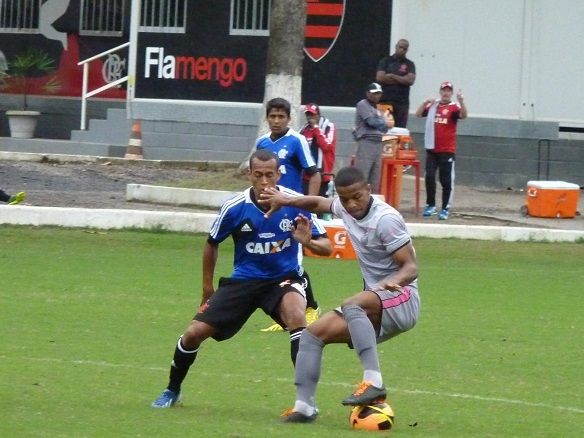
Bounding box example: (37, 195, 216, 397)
(393, 39, 409, 59)
(248, 149, 281, 195)
(304, 103, 320, 124)
(266, 98, 291, 135)
(334, 166, 371, 220)
(439, 81, 453, 102)
(366, 82, 383, 104)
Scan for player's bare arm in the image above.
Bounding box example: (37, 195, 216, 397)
(376, 71, 415, 86)
(201, 241, 218, 305)
(386, 72, 415, 86)
(415, 97, 434, 117)
(292, 214, 332, 256)
(457, 90, 468, 119)
(372, 243, 418, 291)
(375, 70, 400, 85)
(375, 70, 389, 84)
(306, 170, 322, 196)
(259, 187, 333, 218)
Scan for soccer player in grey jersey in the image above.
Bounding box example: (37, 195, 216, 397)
(260, 166, 420, 423)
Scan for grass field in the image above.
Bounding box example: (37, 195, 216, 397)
(1, 226, 583, 437)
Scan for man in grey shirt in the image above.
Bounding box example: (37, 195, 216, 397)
(353, 83, 394, 193)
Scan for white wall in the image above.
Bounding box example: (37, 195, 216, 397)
(529, 1, 584, 126)
(391, 0, 584, 127)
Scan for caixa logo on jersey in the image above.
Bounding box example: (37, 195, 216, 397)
(304, 0, 346, 62)
(246, 238, 292, 254)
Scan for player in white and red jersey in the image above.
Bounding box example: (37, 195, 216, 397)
(416, 81, 468, 220)
(259, 166, 420, 423)
(299, 103, 336, 198)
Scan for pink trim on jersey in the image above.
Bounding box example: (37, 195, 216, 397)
(381, 287, 412, 309)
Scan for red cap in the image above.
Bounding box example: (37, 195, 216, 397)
(304, 103, 319, 114)
(440, 81, 453, 90)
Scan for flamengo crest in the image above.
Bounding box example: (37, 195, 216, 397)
(304, 0, 346, 62)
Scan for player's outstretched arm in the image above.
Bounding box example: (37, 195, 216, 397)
(259, 187, 333, 218)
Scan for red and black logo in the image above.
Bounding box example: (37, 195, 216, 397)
(304, 0, 346, 62)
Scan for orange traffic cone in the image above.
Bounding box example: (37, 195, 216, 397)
(125, 120, 144, 159)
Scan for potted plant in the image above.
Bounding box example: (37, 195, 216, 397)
(1, 49, 61, 138)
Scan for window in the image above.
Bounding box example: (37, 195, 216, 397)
(230, 0, 271, 36)
(80, 0, 126, 36)
(139, 0, 186, 33)
(0, 0, 41, 33)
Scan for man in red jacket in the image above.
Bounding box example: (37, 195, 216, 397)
(299, 103, 337, 199)
(416, 81, 468, 220)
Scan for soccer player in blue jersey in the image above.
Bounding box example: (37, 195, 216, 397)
(256, 97, 322, 195)
(257, 98, 324, 331)
(152, 149, 332, 408)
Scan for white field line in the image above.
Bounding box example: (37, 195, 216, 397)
(6, 356, 583, 415)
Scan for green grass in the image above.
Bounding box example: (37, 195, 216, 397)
(1, 227, 583, 437)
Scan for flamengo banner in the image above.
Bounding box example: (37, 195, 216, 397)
(136, 0, 391, 106)
(304, 0, 346, 62)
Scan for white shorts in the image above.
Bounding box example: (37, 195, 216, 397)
(375, 285, 420, 342)
(335, 284, 420, 343)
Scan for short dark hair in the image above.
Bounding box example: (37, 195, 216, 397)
(249, 149, 279, 169)
(334, 166, 366, 188)
(266, 97, 291, 117)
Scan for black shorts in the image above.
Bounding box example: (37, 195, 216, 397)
(194, 273, 305, 341)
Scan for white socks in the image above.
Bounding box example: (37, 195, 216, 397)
(364, 370, 383, 388)
(293, 400, 316, 416)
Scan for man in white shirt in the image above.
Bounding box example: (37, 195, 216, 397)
(259, 166, 420, 423)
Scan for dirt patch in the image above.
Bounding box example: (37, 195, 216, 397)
(1, 159, 582, 231)
(1, 160, 243, 212)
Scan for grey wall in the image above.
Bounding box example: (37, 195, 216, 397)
(131, 100, 583, 188)
(2, 97, 583, 189)
(0, 96, 125, 139)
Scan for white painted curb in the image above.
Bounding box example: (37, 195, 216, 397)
(2, 206, 584, 242)
(407, 223, 584, 242)
(0, 206, 215, 233)
(126, 184, 238, 208)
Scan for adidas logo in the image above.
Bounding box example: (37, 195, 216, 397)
(240, 223, 253, 232)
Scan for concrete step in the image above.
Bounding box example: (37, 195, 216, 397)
(0, 137, 126, 157)
(71, 109, 133, 144)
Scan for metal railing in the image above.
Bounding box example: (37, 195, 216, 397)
(77, 41, 129, 130)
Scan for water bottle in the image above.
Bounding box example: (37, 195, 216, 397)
(325, 180, 334, 197)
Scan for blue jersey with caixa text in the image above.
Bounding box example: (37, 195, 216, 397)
(208, 186, 327, 280)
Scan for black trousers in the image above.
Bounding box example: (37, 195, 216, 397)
(425, 151, 455, 210)
(0, 189, 10, 203)
(382, 100, 410, 128)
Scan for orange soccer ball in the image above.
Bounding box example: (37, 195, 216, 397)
(349, 402, 395, 431)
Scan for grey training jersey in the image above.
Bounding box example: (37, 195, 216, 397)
(331, 195, 417, 289)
